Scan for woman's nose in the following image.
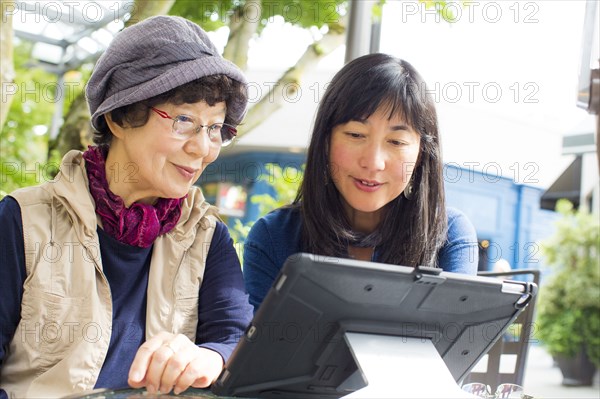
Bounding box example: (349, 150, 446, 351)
(184, 130, 211, 158)
(359, 143, 386, 171)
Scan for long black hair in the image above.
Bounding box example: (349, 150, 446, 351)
(294, 53, 447, 267)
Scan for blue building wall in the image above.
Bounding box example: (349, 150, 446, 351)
(444, 165, 559, 271)
(199, 153, 559, 271)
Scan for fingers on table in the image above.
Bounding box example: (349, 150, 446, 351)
(174, 360, 212, 394)
(127, 334, 220, 394)
(139, 334, 193, 394)
(157, 344, 195, 393)
(128, 333, 180, 393)
(128, 342, 159, 388)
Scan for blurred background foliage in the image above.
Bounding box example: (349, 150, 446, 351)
(0, 41, 89, 197)
(171, 0, 348, 33)
(231, 163, 303, 259)
(536, 199, 600, 366)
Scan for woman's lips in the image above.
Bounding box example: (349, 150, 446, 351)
(174, 164, 198, 180)
(353, 177, 382, 192)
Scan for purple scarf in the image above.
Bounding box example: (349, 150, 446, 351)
(83, 146, 184, 248)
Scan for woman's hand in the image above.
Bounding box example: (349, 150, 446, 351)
(128, 332, 224, 395)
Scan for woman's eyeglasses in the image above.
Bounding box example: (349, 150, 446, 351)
(150, 107, 237, 147)
(461, 382, 532, 399)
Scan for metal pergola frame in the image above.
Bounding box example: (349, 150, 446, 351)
(10, 0, 134, 138)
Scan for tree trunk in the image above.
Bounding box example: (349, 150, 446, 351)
(125, 0, 176, 27)
(222, 0, 262, 70)
(52, 91, 93, 154)
(51, 0, 176, 156)
(0, 0, 15, 131)
(238, 18, 346, 137)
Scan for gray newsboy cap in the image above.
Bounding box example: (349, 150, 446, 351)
(86, 15, 248, 131)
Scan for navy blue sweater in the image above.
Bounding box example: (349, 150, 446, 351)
(0, 196, 253, 396)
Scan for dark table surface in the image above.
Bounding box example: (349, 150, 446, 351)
(63, 388, 238, 399)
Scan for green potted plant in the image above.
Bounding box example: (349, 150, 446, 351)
(536, 199, 600, 386)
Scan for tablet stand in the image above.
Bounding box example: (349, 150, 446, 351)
(341, 332, 477, 398)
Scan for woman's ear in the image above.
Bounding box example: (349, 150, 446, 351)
(104, 113, 126, 140)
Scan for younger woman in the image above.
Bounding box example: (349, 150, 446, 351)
(243, 53, 478, 310)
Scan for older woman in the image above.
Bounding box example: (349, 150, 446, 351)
(0, 16, 252, 397)
(244, 54, 479, 310)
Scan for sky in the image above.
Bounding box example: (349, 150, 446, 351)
(377, 0, 596, 189)
(213, 0, 598, 189)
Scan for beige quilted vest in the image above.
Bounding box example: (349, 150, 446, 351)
(1, 150, 219, 398)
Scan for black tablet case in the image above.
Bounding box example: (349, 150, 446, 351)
(213, 253, 536, 398)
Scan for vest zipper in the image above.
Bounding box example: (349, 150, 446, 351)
(50, 198, 57, 247)
(170, 249, 189, 330)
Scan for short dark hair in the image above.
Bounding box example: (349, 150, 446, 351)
(92, 74, 247, 146)
(295, 53, 447, 267)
